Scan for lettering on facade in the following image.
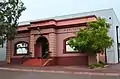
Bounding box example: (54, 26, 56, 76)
(61, 27, 81, 33)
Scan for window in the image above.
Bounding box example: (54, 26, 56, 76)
(15, 42, 29, 55)
(64, 37, 78, 53)
(66, 40, 76, 52)
(0, 42, 5, 48)
(0, 41, 6, 48)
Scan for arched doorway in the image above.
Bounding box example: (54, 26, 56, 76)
(35, 36, 49, 58)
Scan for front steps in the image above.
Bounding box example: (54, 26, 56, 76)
(22, 58, 52, 66)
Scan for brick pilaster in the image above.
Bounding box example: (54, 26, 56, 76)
(6, 40, 11, 63)
(29, 34, 35, 57)
(49, 33, 57, 57)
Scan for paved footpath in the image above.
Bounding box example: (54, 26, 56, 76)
(0, 69, 120, 79)
(1, 64, 120, 77)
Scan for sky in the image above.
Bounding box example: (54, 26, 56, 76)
(19, 0, 120, 22)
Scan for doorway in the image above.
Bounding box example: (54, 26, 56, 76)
(35, 36, 49, 58)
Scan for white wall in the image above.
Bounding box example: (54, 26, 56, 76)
(0, 42, 6, 61)
(0, 48, 6, 61)
(113, 10, 120, 63)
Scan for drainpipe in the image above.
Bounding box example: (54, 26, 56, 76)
(116, 26, 119, 63)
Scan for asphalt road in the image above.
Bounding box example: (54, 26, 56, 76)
(0, 70, 119, 79)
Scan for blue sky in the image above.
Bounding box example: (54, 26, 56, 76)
(19, 0, 120, 22)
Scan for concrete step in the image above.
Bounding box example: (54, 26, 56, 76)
(22, 59, 51, 66)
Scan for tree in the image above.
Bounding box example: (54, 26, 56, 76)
(0, 0, 26, 47)
(68, 17, 113, 60)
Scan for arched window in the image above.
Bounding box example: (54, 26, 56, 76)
(64, 37, 78, 53)
(15, 41, 29, 55)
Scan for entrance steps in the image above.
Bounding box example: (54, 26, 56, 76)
(22, 58, 52, 66)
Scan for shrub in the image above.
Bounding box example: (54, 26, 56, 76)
(88, 64, 96, 69)
(88, 61, 105, 69)
(98, 61, 105, 65)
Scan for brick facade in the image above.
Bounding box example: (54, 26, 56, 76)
(6, 15, 97, 66)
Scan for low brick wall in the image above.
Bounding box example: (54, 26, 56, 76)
(49, 56, 88, 66)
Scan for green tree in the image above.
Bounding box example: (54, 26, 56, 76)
(0, 0, 26, 47)
(68, 17, 113, 56)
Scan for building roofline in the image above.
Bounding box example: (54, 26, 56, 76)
(30, 19, 56, 24)
(18, 8, 114, 26)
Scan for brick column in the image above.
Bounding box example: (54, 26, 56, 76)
(6, 40, 11, 64)
(49, 33, 57, 57)
(29, 34, 35, 57)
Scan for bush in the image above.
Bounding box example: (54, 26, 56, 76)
(88, 64, 96, 69)
(98, 61, 105, 68)
(98, 61, 105, 65)
(99, 64, 104, 68)
(88, 61, 105, 69)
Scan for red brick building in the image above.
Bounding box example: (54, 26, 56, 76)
(6, 15, 97, 66)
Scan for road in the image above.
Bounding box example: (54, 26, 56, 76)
(0, 70, 119, 79)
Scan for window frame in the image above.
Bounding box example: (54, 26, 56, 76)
(63, 37, 79, 53)
(14, 41, 29, 56)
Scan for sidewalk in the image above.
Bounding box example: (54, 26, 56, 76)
(1, 64, 120, 76)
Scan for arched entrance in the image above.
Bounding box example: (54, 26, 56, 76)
(35, 36, 49, 58)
